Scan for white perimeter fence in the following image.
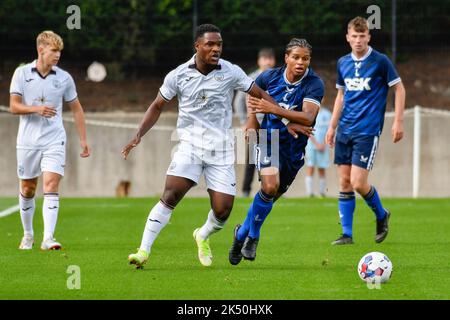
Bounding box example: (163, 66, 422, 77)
(1, 105, 449, 198)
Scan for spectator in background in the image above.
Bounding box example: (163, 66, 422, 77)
(234, 48, 276, 197)
(305, 105, 332, 197)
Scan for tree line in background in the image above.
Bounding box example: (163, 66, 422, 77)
(1, 0, 448, 75)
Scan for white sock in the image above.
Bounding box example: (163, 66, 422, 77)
(319, 177, 327, 195)
(43, 193, 59, 241)
(19, 193, 35, 237)
(197, 210, 226, 240)
(305, 176, 313, 196)
(140, 201, 173, 253)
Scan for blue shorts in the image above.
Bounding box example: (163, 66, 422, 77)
(334, 133, 379, 170)
(254, 144, 304, 194)
(305, 147, 330, 169)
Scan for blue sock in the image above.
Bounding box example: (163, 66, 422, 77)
(363, 186, 387, 220)
(248, 190, 274, 239)
(339, 191, 356, 237)
(236, 205, 253, 242)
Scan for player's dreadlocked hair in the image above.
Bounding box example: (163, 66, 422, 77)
(195, 24, 221, 40)
(285, 38, 312, 55)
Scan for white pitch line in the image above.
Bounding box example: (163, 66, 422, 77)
(0, 204, 20, 218)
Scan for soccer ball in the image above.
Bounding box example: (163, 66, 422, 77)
(357, 252, 393, 284)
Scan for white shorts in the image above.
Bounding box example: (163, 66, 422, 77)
(17, 144, 66, 179)
(166, 144, 236, 196)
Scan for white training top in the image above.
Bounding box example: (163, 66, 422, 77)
(10, 60, 77, 149)
(159, 55, 254, 152)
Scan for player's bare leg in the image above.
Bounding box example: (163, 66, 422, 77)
(351, 165, 390, 243)
(194, 189, 234, 267)
(339, 164, 352, 192)
(41, 172, 62, 250)
(129, 175, 194, 268)
(18, 178, 38, 250)
(161, 175, 196, 208)
(260, 167, 280, 196)
(350, 165, 370, 196)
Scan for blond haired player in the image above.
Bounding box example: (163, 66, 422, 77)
(9, 31, 90, 250)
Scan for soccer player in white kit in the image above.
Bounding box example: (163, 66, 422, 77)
(9, 31, 90, 250)
(122, 24, 281, 268)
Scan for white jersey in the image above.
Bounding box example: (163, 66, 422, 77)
(159, 55, 254, 152)
(10, 60, 77, 149)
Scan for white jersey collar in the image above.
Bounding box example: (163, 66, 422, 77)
(351, 46, 373, 61)
(283, 67, 309, 86)
(188, 55, 222, 72)
(30, 60, 57, 78)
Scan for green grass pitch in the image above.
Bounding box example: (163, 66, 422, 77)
(0, 197, 449, 300)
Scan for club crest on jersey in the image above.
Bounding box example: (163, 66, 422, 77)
(214, 72, 224, 82)
(52, 79, 62, 89)
(344, 77, 371, 91)
(282, 87, 295, 102)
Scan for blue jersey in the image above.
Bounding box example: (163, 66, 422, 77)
(256, 66, 324, 164)
(336, 46, 401, 136)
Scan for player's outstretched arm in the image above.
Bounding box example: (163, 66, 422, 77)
(241, 84, 273, 141)
(9, 95, 56, 117)
(248, 96, 318, 127)
(325, 88, 344, 148)
(68, 99, 90, 158)
(121, 93, 167, 160)
(246, 83, 277, 104)
(244, 84, 277, 131)
(391, 82, 406, 143)
(246, 83, 317, 137)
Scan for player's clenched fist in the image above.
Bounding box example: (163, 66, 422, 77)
(80, 140, 91, 158)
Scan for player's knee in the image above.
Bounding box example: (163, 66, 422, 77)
(350, 178, 366, 194)
(212, 204, 233, 221)
(339, 176, 352, 191)
(43, 179, 59, 193)
(261, 181, 279, 196)
(161, 188, 182, 208)
(21, 185, 36, 198)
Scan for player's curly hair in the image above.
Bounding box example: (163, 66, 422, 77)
(195, 24, 221, 40)
(285, 38, 312, 55)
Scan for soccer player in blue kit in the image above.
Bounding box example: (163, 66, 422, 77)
(229, 38, 325, 264)
(325, 17, 406, 245)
